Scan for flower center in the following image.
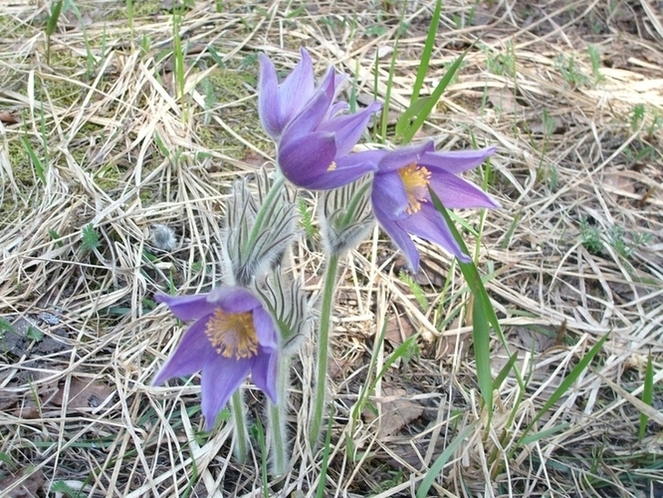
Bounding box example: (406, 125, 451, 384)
(398, 163, 431, 214)
(205, 308, 258, 359)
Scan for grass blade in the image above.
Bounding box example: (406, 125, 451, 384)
(493, 352, 518, 390)
(411, 0, 442, 103)
(638, 351, 654, 440)
(416, 423, 475, 498)
(526, 332, 610, 433)
(395, 0, 442, 139)
(520, 423, 571, 445)
(398, 44, 473, 144)
(472, 295, 494, 410)
(46, 0, 64, 37)
(21, 136, 46, 185)
(428, 186, 500, 413)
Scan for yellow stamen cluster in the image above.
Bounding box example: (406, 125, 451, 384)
(398, 163, 431, 214)
(327, 161, 337, 172)
(205, 308, 258, 359)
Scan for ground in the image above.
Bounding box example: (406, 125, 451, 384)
(0, 0, 662, 497)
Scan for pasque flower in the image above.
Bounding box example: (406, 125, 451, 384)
(258, 48, 318, 140)
(371, 141, 499, 271)
(259, 48, 382, 190)
(153, 287, 278, 430)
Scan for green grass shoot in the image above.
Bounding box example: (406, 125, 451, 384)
(81, 223, 101, 253)
(398, 271, 428, 310)
(20, 136, 46, 186)
(416, 423, 475, 498)
(428, 187, 500, 414)
(521, 332, 610, 439)
(45, 0, 64, 65)
(638, 352, 654, 440)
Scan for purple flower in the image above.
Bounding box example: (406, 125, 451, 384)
(371, 141, 500, 271)
(259, 48, 382, 190)
(153, 287, 278, 430)
(259, 48, 318, 140)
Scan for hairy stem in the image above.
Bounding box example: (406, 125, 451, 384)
(231, 390, 249, 463)
(268, 355, 291, 476)
(309, 252, 340, 446)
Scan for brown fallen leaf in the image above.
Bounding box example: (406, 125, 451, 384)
(0, 111, 19, 124)
(384, 312, 415, 346)
(0, 468, 44, 498)
(603, 168, 636, 195)
(486, 87, 527, 115)
(52, 376, 114, 413)
(365, 386, 425, 438)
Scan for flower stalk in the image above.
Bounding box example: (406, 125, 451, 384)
(231, 390, 249, 463)
(309, 251, 340, 446)
(267, 354, 291, 476)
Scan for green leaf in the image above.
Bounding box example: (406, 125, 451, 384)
(81, 223, 100, 252)
(0, 317, 13, 332)
(399, 43, 474, 144)
(428, 186, 500, 414)
(46, 1, 64, 37)
(20, 136, 46, 185)
(394, 97, 430, 138)
(472, 293, 493, 410)
(398, 271, 428, 310)
(638, 352, 654, 440)
(493, 352, 518, 390)
(526, 332, 610, 433)
(520, 423, 571, 445)
(417, 423, 475, 498)
(410, 0, 442, 104)
(26, 326, 44, 342)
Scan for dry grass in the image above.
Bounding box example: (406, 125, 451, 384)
(1, 0, 662, 496)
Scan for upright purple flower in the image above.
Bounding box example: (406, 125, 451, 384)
(153, 287, 278, 430)
(258, 48, 318, 140)
(371, 141, 500, 271)
(259, 48, 382, 190)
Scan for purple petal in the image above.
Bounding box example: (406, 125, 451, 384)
(200, 356, 252, 430)
(320, 102, 381, 156)
(278, 131, 336, 187)
(279, 48, 315, 123)
(328, 101, 349, 117)
(258, 53, 282, 138)
(252, 307, 278, 352)
(152, 318, 215, 385)
(373, 199, 421, 271)
(208, 286, 261, 314)
(428, 173, 501, 209)
(403, 203, 470, 262)
(371, 170, 409, 219)
(420, 147, 496, 174)
(155, 293, 216, 321)
(281, 68, 336, 140)
(251, 351, 278, 404)
(377, 141, 435, 172)
(303, 150, 381, 190)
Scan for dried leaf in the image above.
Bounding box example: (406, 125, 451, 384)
(0, 111, 18, 124)
(603, 168, 636, 195)
(52, 376, 114, 412)
(0, 468, 45, 498)
(486, 87, 526, 115)
(384, 312, 415, 346)
(366, 386, 425, 437)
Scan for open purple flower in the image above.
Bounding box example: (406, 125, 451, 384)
(371, 141, 500, 271)
(259, 48, 382, 190)
(153, 287, 278, 430)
